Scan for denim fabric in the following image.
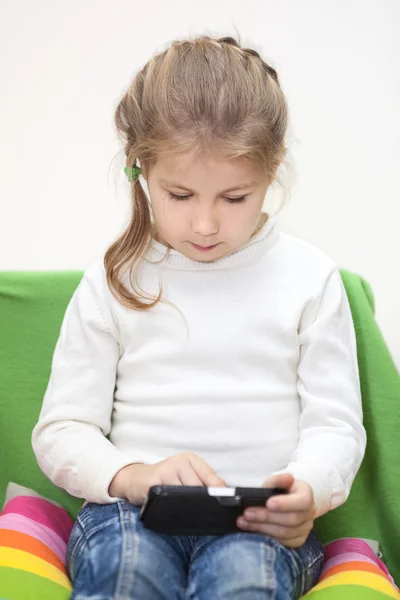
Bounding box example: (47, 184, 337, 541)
(66, 500, 323, 600)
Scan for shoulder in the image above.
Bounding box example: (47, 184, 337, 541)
(78, 257, 116, 309)
(272, 235, 350, 329)
(272, 232, 341, 297)
(78, 257, 120, 336)
(82, 257, 106, 282)
(277, 233, 336, 271)
(276, 232, 337, 275)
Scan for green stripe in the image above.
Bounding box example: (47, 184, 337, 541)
(0, 567, 70, 600)
(306, 583, 393, 599)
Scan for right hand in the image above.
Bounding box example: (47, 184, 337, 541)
(108, 452, 227, 505)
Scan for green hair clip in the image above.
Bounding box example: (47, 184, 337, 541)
(124, 166, 142, 182)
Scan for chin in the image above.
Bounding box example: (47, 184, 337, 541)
(193, 254, 220, 263)
(191, 248, 231, 263)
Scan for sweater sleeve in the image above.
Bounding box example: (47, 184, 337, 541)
(274, 268, 367, 518)
(31, 264, 137, 503)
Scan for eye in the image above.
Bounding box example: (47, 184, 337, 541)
(167, 191, 248, 204)
(168, 192, 192, 201)
(224, 195, 247, 204)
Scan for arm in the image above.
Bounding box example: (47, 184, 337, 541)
(274, 268, 367, 517)
(31, 265, 136, 503)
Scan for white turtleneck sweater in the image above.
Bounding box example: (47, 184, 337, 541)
(32, 219, 366, 517)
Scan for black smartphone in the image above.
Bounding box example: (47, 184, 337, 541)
(139, 485, 287, 536)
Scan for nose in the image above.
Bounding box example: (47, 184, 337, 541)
(191, 205, 219, 237)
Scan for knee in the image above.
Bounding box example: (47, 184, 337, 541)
(188, 533, 279, 598)
(68, 501, 188, 599)
(67, 501, 138, 596)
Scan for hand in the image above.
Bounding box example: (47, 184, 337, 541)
(109, 452, 226, 506)
(237, 474, 316, 548)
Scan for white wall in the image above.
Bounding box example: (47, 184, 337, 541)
(1, 0, 399, 368)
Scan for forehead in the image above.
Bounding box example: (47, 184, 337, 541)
(151, 150, 264, 186)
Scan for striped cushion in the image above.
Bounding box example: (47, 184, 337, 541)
(1, 487, 398, 598)
(0, 490, 74, 599)
(304, 538, 399, 599)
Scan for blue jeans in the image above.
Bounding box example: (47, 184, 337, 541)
(66, 501, 323, 599)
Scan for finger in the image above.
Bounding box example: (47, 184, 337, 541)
(262, 473, 294, 491)
(266, 491, 313, 513)
(189, 455, 227, 487)
(164, 472, 183, 486)
(243, 507, 310, 528)
(158, 459, 184, 486)
(237, 517, 312, 541)
(177, 465, 205, 487)
(275, 537, 308, 549)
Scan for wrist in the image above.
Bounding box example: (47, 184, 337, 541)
(108, 463, 144, 499)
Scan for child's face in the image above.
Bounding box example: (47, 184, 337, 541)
(145, 150, 270, 262)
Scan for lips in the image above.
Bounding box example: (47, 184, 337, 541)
(191, 242, 219, 252)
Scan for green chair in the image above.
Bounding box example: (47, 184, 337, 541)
(0, 269, 399, 584)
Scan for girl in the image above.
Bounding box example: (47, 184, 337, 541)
(32, 35, 366, 599)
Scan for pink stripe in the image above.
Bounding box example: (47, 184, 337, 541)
(0, 515, 67, 563)
(1, 497, 74, 543)
(321, 552, 384, 576)
(323, 539, 398, 589)
(324, 539, 380, 563)
(375, 557, 398, 588)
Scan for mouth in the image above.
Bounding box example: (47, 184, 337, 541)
(191, 242, 220, 252)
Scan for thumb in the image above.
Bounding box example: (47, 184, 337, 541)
(262, 473, 295, 491)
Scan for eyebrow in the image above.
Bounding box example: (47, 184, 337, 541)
(159, 179, 258, 194)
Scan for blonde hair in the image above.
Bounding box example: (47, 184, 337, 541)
(105, 35, 289, 311)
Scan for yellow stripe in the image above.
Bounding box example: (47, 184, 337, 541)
(308, 571, 399, 599)
(0, 547, 72, 590)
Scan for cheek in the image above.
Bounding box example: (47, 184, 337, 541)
(152, 197, 176, 223)
(165, 204, 190, 225)
(154, 202, 190, 235)
(223, 205, 260, 232)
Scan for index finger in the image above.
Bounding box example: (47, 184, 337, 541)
(189, 454, 226, 487)
(267, 491, 312, 513)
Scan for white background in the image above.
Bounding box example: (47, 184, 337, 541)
(1, 0, 399, 368)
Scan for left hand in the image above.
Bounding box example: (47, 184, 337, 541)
(237, 473, 316, 548)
